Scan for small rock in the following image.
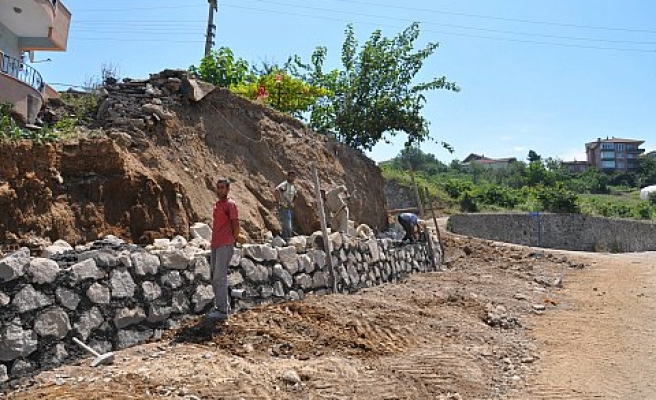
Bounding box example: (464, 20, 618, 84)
(282, 369, 301, 385)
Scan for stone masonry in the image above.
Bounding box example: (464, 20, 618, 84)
(0, 231, 441, 384)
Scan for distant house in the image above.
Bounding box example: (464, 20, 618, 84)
(0, 0, 71, 123)
(585, 137, 645, 172)
(461, 153, 517, 170)
(645, 150, 656, 159)
(561, 160, 591, 174)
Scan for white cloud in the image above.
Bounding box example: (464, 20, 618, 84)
(500, 135, 513, 141)
(512, 146, 528, 153)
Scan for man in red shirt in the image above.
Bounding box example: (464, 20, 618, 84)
(208, 177, 240, 321)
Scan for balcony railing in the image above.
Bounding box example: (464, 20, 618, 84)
(0, 52, 45, 94)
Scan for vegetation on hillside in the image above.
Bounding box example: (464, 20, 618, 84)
(190, 23, 458, 151)
(382, 146, 656, 221)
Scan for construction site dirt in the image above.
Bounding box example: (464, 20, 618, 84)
(5, 233, 655, 399)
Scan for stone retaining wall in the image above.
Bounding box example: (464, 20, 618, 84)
(448, 212, 656, 252)
(0, 234, 439, 384)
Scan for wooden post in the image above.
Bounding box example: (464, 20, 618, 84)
(407, 164, 425, 217)
(407, 163, 436, 269)
(311, 163, 337, 293)
(427, 192, 446, 264)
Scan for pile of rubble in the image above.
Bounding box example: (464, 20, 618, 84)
(95, 69, 214, 132)
(0, 224, 439, 385)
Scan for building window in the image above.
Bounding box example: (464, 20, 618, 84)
(602, 143, 614, 150)
(627, 153, 636, 159)
(616, 160, 625, 169)
(617, 152, 625, 159)
(601, 151, 615, 159)
(616, 143, 625, 151)
(627, 144, 635, 150)
(601, 160, 616, 169)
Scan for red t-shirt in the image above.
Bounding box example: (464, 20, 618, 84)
(211, 198, 239, 248)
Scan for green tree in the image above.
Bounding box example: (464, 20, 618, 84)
(189, 47, 251, 88)
(527, 150, 541, 163)
(391, 145, 446, 173)
(233, 71, 330, 118)
(637, 156, 656, 187)
(293, 23, 459, 150)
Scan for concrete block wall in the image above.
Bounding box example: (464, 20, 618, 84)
(448, 212, 656, 252)
(0, 234, 439, 384)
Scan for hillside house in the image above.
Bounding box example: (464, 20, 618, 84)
(0, 0, 71, 123)
(461, 153, 517, 170)
(585, 137, 645, 172)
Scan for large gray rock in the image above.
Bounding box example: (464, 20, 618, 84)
(27, 258, 61, 284)
(110, 268, 136, 298)
(297, 254, 313, 274)
(190, 222, 212, 242)
(312, 271, 329, 289)
(0, 248, 30, 282)
(278, 246, 299, 273)
(194, 256, 211, 280)
(0, 364, 7, 383)
(117, 329, 153, 349)
(0, 291, 10, 307)
(287, 236, 307, 252)
(13, 285, 53, 313)
(309, 250, 326, 269)
(141, 281, 162, 301)
(241, 258, 269, 283)
(75, 307, 104, 340)
(346, 263, 360, 287)
(273, 281, 285, 297)
(147, 304, 172, 323)
(69, 258, 104, 284)
(0, 323, 38, 361)
(56, 287, 80, 311)
(192, 284, 215, 312)
(41, 239, 73, 258)
(367, 239, 380, 263)
(86, 283, 111, 304)
(227, 271, 244, 287)
(242, 244, 277, 262)
(161, 271, 183, 289)
(131, 252, 160, 276)
(295, 273, 313, 290)
(170, 235, 188, 249)
(34, 307, 71, 339)
(159, 249, 194, 270)
(95, 250, 120, 268)
(171, 291, 190, 314)
(229, 249, 242, 266)
(273, 264, 293, 288)
(114, 307, 146, 329)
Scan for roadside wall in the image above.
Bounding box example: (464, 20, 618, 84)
(448, 212, 656, 252)
(0, 234, 439, 385)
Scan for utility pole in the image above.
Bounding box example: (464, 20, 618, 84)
(204, 0, 218, 58)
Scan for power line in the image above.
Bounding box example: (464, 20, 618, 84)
(218, 3, 656, 53)
(322, 0, 656, 34)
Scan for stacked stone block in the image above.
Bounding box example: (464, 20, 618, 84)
(0, 234, 438, 384)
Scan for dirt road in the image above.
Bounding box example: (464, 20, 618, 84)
(4, 236, 656, 399)
(510, 250, 656, 400)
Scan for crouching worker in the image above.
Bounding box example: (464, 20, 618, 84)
(397, 212, 426, 243)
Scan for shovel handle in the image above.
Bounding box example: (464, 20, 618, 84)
(72, 337, 101, 357)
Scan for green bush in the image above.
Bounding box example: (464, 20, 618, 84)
(459, 191, 478, 212)
(634, 202, 653, 220)
(534, 184, 580, 213)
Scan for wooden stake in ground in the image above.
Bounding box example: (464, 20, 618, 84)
(408, 164, 436, 270)
(311, 163, 337, 293)
(426, 188, 445, 264)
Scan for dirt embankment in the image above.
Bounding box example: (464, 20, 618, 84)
(0, 89, 387, 246)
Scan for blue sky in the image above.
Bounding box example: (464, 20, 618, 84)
(36, 0, 656, 163)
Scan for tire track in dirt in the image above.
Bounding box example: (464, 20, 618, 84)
(511, 252, 656, 400)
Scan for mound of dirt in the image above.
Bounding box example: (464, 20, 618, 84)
(0, 88, 387, 246)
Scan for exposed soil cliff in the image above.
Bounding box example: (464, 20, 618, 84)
(0, 87, 387, 246)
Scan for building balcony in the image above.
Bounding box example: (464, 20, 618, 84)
(0, 52, 44, 123)
(0, 0, 71, 52)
